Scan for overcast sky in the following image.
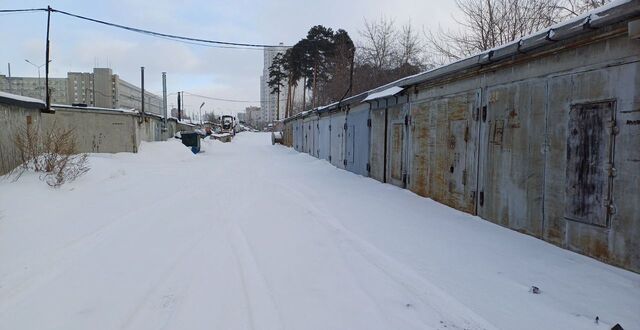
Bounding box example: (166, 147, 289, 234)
(0, 0, 459, 116)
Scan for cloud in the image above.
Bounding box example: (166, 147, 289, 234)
(1, 0, 459, 115)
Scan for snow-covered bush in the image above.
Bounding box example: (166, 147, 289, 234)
(13, 122, 89, 187)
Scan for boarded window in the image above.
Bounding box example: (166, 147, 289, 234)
(564, 101, 614, 227)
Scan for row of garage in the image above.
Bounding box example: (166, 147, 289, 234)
(282, 1, 640, 273)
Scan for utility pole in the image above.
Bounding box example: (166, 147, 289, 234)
(7, 63, 11, 93)
(44, 6, 52, 112)
(181, 92, 185, 121)
(177, 92, 182, 121)
(199, 102, 205, 126)
(162, 72, 167, 130)
(140, 66, 145, 123)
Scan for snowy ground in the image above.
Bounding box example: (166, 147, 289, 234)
(0, 132, 638, 330)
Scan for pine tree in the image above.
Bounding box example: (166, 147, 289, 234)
(268, 53, 287, 121)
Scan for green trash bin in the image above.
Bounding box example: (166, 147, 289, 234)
(180, 132, 201, 154)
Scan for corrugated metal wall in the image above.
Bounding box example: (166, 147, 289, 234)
(280, 20, 640, 272)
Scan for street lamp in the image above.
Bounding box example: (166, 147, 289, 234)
(25, 59, 47, 101)
(199, 102, 205, 125)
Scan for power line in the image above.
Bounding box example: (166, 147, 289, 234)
(0, 8, 46, 13)
(150, 33, 266, 51)
(49, 7, 291, 49)
(183, 92, 260, 103)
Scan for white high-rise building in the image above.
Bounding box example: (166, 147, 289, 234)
(260, 43, 288, 123)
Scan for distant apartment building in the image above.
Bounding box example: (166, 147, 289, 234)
(260, 43, 288, 124)
(0, 75, 68, 104)
(1, 68, 163, 115)
(68, 68, 163, 115)
(244, 106, 261, 128)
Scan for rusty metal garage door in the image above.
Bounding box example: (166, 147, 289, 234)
(565, 101, 616, 227)
(387, 104, 407, 188)
(478, 81, 546, 234)
(369, 108, 386, 182)
(409, 90, 480, 214)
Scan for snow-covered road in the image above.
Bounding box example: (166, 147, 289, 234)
(1, 133, 638, 330)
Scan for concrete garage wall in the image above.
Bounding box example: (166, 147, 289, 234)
(0, 97, 184, 175)
(0, 103, 43, 175)
(281, 2, 640, 273)
(42, 108, 138, 153)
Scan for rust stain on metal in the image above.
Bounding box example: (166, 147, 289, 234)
(409, 102, 430, 197)
(564, 102, 613, 227)
(390, 123, 404, 181)
(409, 91, 476, 214)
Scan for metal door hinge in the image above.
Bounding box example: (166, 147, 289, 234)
(329, 124, 332, 131)
(609, 120, 620, 135)
(343, 159, 347, 166)
(479, 191, 485, 207)
(344, 123, 348, 130)
(329, 155, 332, 161)
(367, 118, 371, 127)
(482, 106, 487, 122)
(404, 115, 409, 126)
(606, 163, 617, 177)
(366, 163, 371, 172)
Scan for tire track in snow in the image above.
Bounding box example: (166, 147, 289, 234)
(261, 176, 497, 330)
(0, 184, 202, 314)
(120, 222, 212, 330)
(217, 150, 286, 330)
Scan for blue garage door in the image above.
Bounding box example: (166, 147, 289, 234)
(346, 107, 370, 176)
(318, 116, 331, 161)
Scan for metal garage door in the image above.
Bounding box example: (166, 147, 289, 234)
(346, 106, 370, 176)
(318, 115, 331, 161)
(330, 111, 346, 168)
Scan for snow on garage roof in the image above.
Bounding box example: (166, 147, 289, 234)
(363, 86, 404, 102)
(0, 91, 46, 110)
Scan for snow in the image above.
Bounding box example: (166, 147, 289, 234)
(52, 104, 137, 113)
(0, 91, 45, 105)
(211, 133, 232, 138)
(340, 0, 635, 103)
(363, 86, 404, 102)
(0, 133, 638, 330)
